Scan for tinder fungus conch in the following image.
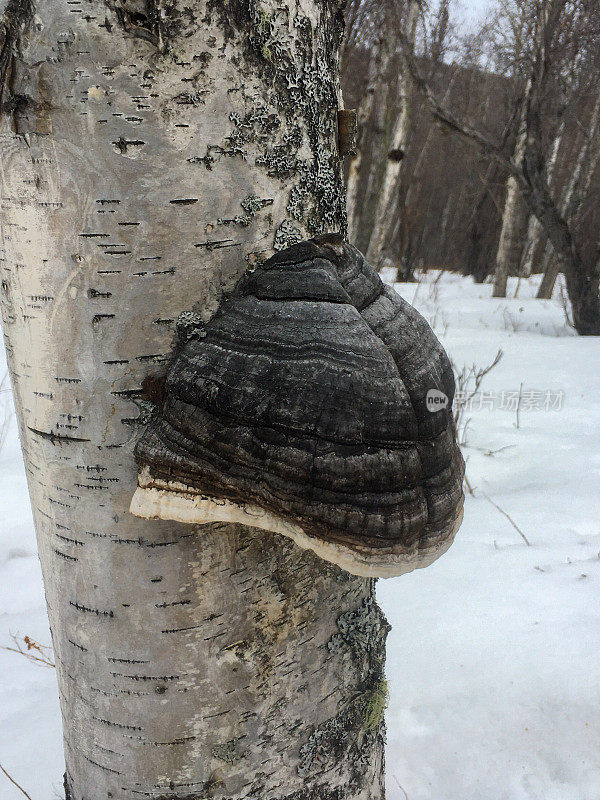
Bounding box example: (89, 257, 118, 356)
(130, 234, 465, 577)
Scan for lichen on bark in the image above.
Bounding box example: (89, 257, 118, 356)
(206, 0, 347, 241)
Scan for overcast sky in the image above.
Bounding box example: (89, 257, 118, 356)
(455, 0, 491, 29)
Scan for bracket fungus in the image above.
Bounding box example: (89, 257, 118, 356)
(130, 234, 464, 578)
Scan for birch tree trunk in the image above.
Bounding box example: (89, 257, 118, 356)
(0, 3, 389, 799)
(346, 33, 385, 245)
(520, 121, 563, 277)
(366, 0, 419, 267)
(353, 39, 395, 254)
(492, 85, 531, 297)
(537, 90, 600, 298)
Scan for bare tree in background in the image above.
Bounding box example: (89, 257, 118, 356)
(400, 0, 600, 335)
(345, 1, 391, 243)
(365, 0, 420, 265)
(487, 0, 542, 296)
(536, 66, 600, 297)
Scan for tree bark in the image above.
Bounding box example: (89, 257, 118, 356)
(520, 121, 563, 277)
(537, 90, 600, 298)
(0, 2, 389, 799)
(492, 85, 531, 297)
(365, 0, 419, 267)
(346, 33, 385, 245)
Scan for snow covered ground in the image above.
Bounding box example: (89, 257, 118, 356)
(1, 272, 599, 800)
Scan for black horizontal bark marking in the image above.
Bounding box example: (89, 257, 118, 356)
(92, 313, 115, 325)
(161, 625, 202, 634)
(113, 137, 146, 151)
(146, 736, 198, 746)
(203, 630, 229, 641)
(28, 427, 90, 444)
(88, 288, 112, 298)
(108, 657, 150, 664)
(194, 239, 239, 250)
(54, 548, 78, 562)
(70, 601, 114, 617)
(144, 538, 187, 548)
(56, 533, 85, 546)
(95, 745, 124, 758)
(104, 359, 129, 365)
(82, 755, 123, 775)
(48, 497, 73, 508)
(136, 353, 166, 362)
(155, 599, 191, 608)
(110, 673, 180, 682)
(112, 388, 143, 397)
(169, 198, 198, 205)
(68, 638, 87, 652)
(92, 716, 142, 731)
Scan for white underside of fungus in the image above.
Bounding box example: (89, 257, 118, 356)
(131, 468, 464, 579)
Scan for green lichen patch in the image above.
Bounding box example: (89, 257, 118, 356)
(328, 596, 391, 664)
(362, 678, 389, 731)
(176, 310, 206, 341)
(298, 677, 386, 779)
(241, 194, 274, 215)
(206, 0, 347, 238)
(211, 737, 245, 764)
(274, 220, 303, 251)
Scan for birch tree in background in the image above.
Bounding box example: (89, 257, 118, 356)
(520, 120, 563, 277)
(488, 0, 537, 297)
(0, 2, 390, 798)
(343, 0, 399, 244)
(536, 87, 600, 298)
(346, 27, 387, 243)
(366, 0, 420, 266)
(492, 84, 531, 296)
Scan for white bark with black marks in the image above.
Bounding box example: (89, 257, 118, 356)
(346, 32, 387, 245)
(0, 2, 391, 798)
(492, 82, 531, 297)
(366, 0, 419, 267)
(521, 122, 563, 278)
(537, 90, 600, 298)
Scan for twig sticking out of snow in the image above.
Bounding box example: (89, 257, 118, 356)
(0, 764, 33, 800)
(452, 349, 504, 445)
(482, 493, 531, 546)
(393, 776, 410, 800)
(1, 634, 55, 668)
